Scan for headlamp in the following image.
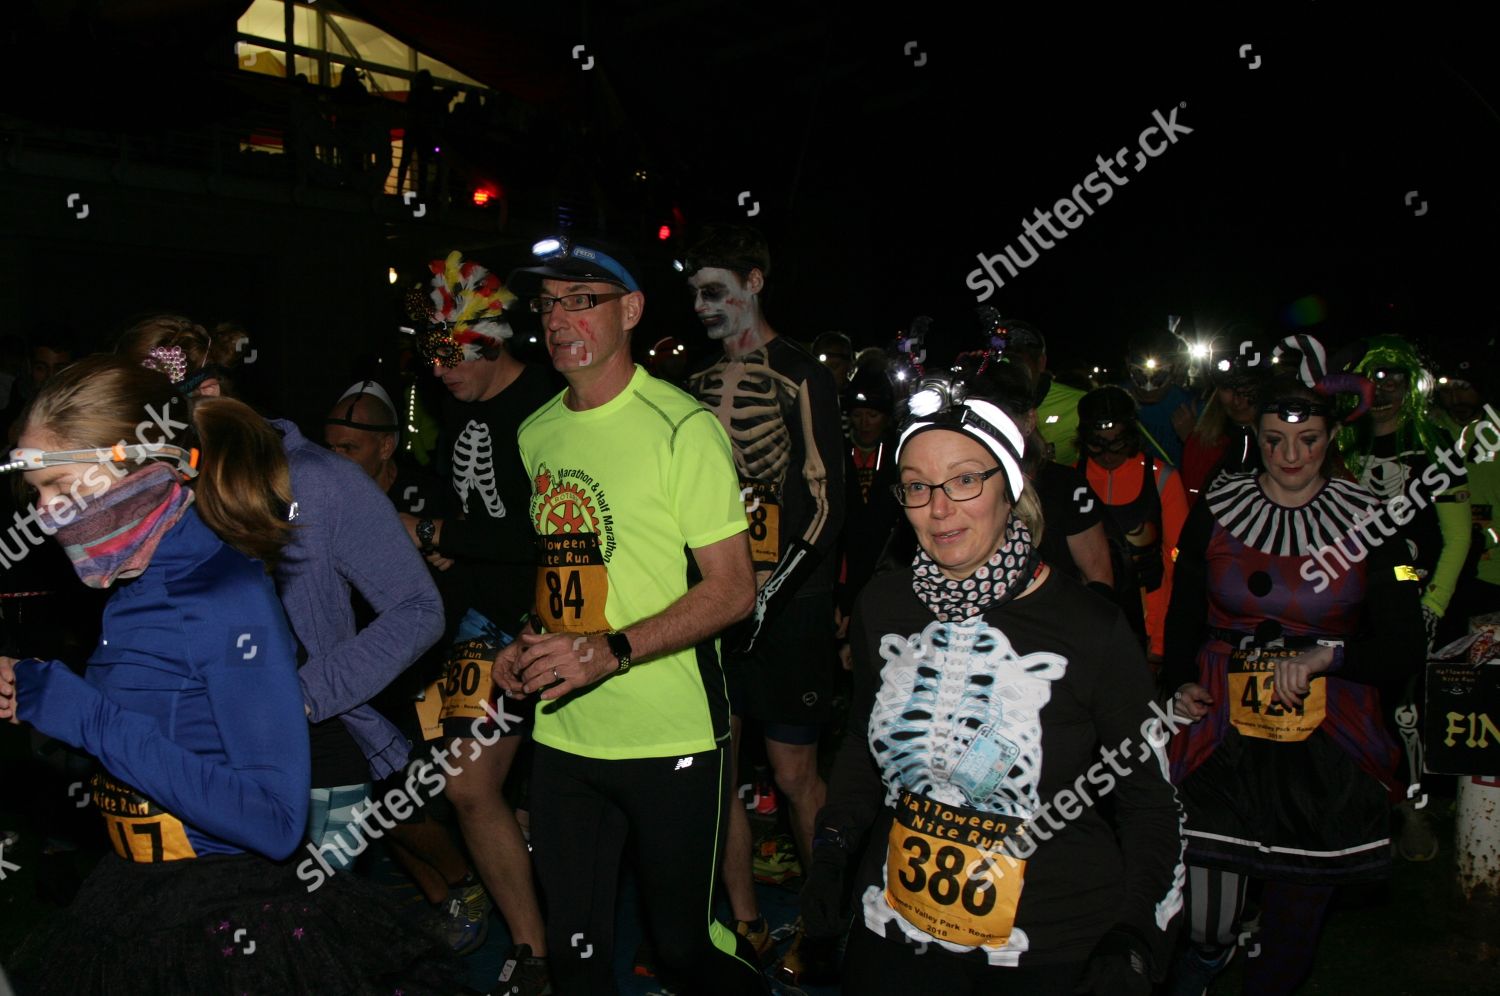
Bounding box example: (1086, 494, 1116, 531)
(1259, 399, 1330, 424)
(1, 443, 199, 479)
(529, 235, 640, 292)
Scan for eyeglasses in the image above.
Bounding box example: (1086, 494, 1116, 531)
(892, 467, 1003, 508)
(528, 292, 627, 314)
(1083, 433, 1136, 455)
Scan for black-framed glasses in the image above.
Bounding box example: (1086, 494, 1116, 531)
(528, 292, 628, 314)
(892, 467, 1004, 508)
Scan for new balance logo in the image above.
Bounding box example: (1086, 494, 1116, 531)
(674, 757, 694, 771)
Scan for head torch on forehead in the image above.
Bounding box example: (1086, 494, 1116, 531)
(1, 443, 200, 479)
(898, 376, 1026, 502)
(906, 378, 1013, 442)
(1260, 399, 1330, 424)
(529, 235, 640, 292)
(1127, 356, 1173, 390)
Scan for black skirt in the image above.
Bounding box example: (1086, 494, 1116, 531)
(1178, 727, 1392, 884)
(8, 849, 464, 996)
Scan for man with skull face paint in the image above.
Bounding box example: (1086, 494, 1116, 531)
(684, 226, 845, 961)
(1076, 386, 1190, 662)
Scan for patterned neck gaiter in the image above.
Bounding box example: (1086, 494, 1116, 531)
(39, 462, 194, 589)
(911, 516, 1037, 621)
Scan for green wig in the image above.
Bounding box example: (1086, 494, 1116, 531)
(1336, 334, 1444, 480)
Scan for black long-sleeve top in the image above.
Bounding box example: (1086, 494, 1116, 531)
(820, 567, 1184, 972)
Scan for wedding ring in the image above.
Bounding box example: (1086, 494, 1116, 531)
(552, 667, 561, 682)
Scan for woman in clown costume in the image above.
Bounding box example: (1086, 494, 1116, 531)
(1162, 371, 1426, 994)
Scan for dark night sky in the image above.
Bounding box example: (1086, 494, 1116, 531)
(578, 6, 1500, 372)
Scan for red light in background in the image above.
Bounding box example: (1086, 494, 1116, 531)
(657, 225, 672, 240)
(472, 188, 493, 207)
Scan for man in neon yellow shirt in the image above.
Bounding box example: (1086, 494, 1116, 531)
(493, 234, 769, 994)
(996, 319, 1087, 466)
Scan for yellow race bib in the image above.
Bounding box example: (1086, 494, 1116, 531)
(741, 479, 781, 569)
(92, 772, 196, 863)
(885, 791, 1028, 947)
(535, 534, 611, 634)
(1227, 648, 1326, 742)
(435, 638, 496, 725)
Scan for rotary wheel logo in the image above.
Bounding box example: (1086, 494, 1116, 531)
(537, 481, 601, 535)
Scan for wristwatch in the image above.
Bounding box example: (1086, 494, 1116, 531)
(416, 518, 437, 553)
(606, 631, 633, 674)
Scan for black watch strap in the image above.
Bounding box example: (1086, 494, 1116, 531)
(606, 631, 633, 673)
(416, 518, 436, 552)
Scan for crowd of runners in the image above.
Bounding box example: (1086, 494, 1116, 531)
(0, 225, 1494, 995)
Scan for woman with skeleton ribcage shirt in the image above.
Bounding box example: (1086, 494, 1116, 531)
(802, 377, 1184, 995)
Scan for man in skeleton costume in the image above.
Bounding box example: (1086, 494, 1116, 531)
(400, 251, 556, 992)
(1336, 334, 1471, 863)
(684, 226, 845, 961)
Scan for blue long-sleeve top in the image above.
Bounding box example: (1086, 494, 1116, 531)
(271, 420, 445, 781)
(15, 508, 310, 860)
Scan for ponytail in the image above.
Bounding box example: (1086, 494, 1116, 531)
(190, 398, 293, 568)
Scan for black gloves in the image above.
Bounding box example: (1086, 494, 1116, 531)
(1074, 924, 1153, 996)
(798, 839, 853, 939)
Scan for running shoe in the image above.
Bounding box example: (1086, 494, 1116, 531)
(734, 915, 775, 964)
(773, 919, 840, 987)
(1396, 799, 1439, 861)
(444, 880, 492, 955)
(752, 834, 802, 885)
(492, 943, 551, 996)
(632, 937, 658, 978)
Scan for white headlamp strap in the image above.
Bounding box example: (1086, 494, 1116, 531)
(897, 397, 1027, 502)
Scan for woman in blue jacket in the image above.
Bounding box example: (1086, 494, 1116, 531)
(0, 356, 453, 995)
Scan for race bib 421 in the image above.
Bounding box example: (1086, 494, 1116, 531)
(1227, 648, 1326, 742)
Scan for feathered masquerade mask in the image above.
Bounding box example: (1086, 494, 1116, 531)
(405, 251, 515, 367)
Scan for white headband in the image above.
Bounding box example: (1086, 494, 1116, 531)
(897, 392, 1027, 503)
